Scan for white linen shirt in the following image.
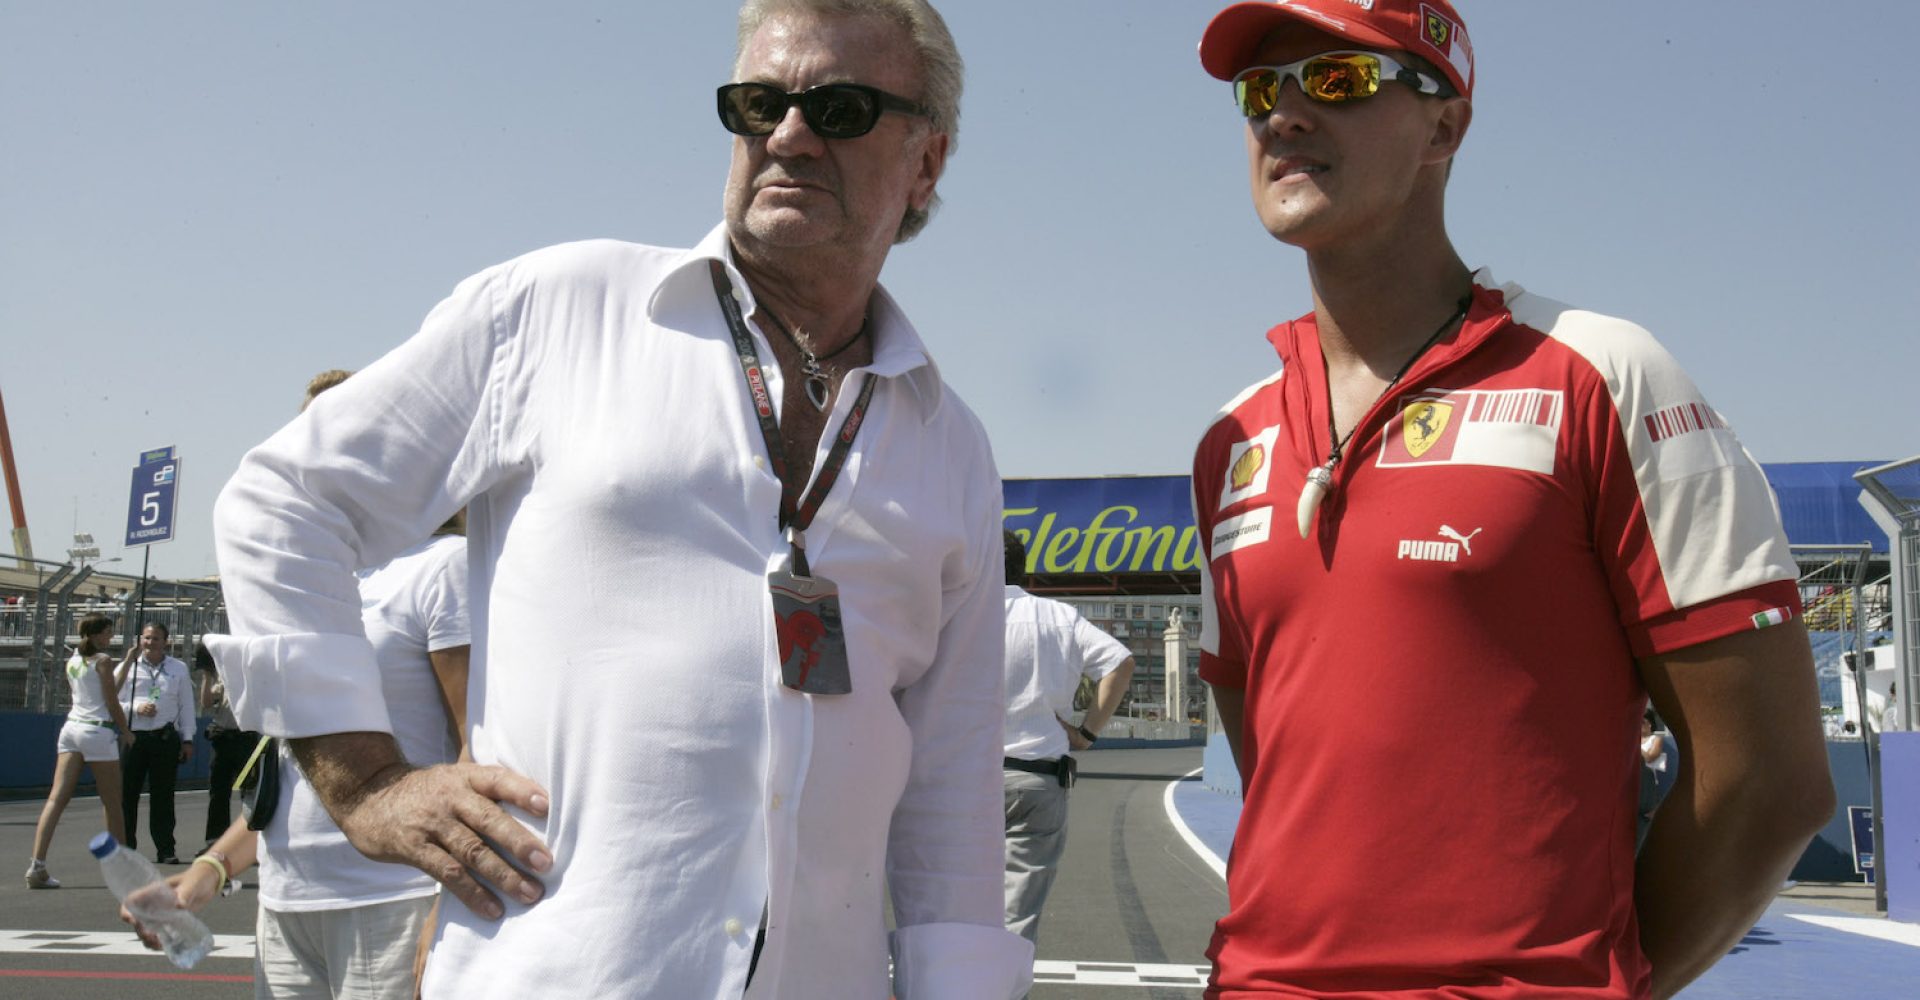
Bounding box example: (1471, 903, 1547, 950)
(120, 654, 195, 738)
(1001, 587, 1131, 761)
(206, 224, 1030, 1000)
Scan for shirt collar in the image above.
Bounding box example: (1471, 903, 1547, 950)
(1266, 267, 1510, 379)
(647, 223, 946, 420)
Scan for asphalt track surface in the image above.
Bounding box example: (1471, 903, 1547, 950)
(6, 746, 1915, 998)
(0, 747, 1221, 999)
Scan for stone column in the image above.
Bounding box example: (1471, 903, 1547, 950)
(1163, 607, 1189, 725)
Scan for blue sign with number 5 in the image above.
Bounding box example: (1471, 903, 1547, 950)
(124, 446, 180, 547)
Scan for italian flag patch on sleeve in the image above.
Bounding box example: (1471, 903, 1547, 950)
(1752, 607, 1792, 629)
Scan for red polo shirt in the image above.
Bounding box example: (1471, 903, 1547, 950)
(1193, 271, 1800, 999)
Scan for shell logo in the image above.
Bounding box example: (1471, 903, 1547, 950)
(1230, 444, 1266, 492)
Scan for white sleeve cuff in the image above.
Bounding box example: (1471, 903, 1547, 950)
(201, 632, 394, 739)
(890, 921, 1034, 1000)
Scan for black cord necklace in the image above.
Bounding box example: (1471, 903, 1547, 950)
(1296, 291, 1473, 538)
(758, 307, 869, 412)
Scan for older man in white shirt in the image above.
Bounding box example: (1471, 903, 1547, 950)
(120, 622, 196, 864)
(206, 2, 1029, 998)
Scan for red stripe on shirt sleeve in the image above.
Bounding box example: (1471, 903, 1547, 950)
(1625, 578, 1804, 658)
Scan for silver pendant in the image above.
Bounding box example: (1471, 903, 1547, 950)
(1296, 464, 1333, 538)
(799, 352, 831, 411)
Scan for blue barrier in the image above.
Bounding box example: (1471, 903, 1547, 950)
(1883, 731, 1919, 923)
(1795, 741, 1874, 882)
(0, 710, 215, 796)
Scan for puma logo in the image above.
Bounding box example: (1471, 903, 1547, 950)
(1437, 525, 1482, 555)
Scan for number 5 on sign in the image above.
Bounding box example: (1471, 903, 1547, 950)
(124, 446, 181, 548)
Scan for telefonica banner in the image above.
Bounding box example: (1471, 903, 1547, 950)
(1002, 463, 1887, 577)
(1002, 476, 1202, 575)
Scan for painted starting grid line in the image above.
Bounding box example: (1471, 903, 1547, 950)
(15, 919, 1906, 987)
(0, 930, 254, 959)
(0, 932, 1207, 990)
(1034, 959, 1209, 988)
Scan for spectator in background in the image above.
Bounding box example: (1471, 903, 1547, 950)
(126, 369, 472, 999)
(27, 613, 134, 888)
(1638, 709, 1679, 850)
(195, 642, 259, 855)
(119, 622, 195, 864)
(999, 530, 1134, 948)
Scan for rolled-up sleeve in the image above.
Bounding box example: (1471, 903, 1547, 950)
(210, 264, 517, 738)
(886, 441, 1032, 1000)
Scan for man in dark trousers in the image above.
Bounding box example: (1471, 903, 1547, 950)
(120, 622, 195, 863)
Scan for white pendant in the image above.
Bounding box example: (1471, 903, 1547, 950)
(1296, 465, 1333, 538)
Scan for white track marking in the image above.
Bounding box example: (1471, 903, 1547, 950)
(1783, 913, 1920, 949)
(1163, 766, 1226, 879)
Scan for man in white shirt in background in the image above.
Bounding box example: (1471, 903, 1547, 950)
(207, 1, 1029, 997)
(120, 622, 195, 864)
(1000, 530, 1135, 947)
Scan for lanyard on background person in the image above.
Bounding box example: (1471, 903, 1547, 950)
(709, 259, 870, 695)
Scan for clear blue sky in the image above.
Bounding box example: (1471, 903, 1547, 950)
(4, 2, 1916, 579)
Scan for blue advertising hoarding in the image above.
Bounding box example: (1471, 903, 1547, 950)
(1003, 476, 1200, 576)
(124, 446, 180, 548)
(1002, 462, 1885, 579)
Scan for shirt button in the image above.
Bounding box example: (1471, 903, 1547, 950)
(770, 793, 783, 811)
(724, 918, 744, 936)
(753, 455, 767, 470)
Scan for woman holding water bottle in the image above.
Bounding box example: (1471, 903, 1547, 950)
(25, 613, 136, 889)
(123, 370, 471, 996)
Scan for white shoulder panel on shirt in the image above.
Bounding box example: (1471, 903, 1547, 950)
(1490, 270, 1794, 611)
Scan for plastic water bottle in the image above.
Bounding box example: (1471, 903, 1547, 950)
(90, 832, 215, 969)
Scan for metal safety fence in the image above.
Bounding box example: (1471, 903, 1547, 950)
(1856, 456, 1920, 734)
(0, 557, 224, 713)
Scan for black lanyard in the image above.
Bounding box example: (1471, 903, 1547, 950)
(709, 260, 876, 570)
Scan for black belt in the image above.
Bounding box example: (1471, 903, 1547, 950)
(1005, 755, 1076, 788)
(1004, 756, 1069, 776)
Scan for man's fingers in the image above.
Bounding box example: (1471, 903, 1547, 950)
(441, 805, 544, 906)
(461, 767, 553, 873)
(415, 843, 506, 920)
(463, 766, 551, 820)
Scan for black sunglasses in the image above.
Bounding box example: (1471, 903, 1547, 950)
(717, 82, 930, 140)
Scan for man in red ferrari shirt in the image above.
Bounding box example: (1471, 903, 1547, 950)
(1188, 3, 1835, 998)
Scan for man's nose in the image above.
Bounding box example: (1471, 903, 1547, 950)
(766, 103, 825, 156)
(1259, 77, 1319, 135)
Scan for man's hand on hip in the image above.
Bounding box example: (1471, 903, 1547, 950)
(290, 731, 553, 920)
